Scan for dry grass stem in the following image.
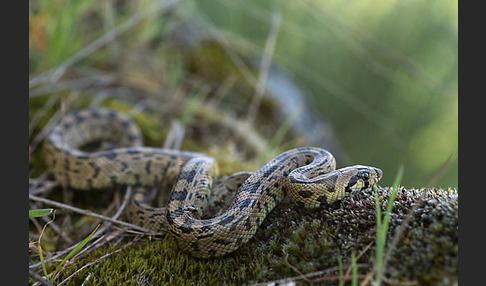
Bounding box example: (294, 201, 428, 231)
(29, 269, 56, 286)
(282, 246, 311, 282)
(29, 193, 155, 234)
(344, 242, 373, 278)
(246, 12, 281, 125)
(163, 120, 185, 150)
(29, 187, 135, 270)
(42, 0, 180, 84)
(57, 239, 136, 286)
(29, 92, 79, 156)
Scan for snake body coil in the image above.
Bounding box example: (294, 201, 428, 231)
(44, 108, 382, 258)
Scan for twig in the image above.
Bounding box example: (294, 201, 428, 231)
(29, 180, 60, 196)
(360, 271, 374, 286)
(29, 186, 138, 269)
(344, 242, 373, 278)
(282, 246, 311, 282)
(29, 270, 56, 286)
(246, 12, 281, 126)
(40, 215, 74, 244)
(30, 0, 180, 86)
(29, 216, 44, 235)
(381, 188, 426, 274)
(29, 75, 115, 99)
(29, 186, 137, 270)
(195, 103, 267, 156)
(96, 186, 134, 237)
(28, 91, 79, 156)
(81, 273, 92, 286)
(208, 72, 238, 107)
(28, 93, 61, 136)
(57, 240, 133, 286)
(314, 273, 367, 282)
(65, 187, 132, 261)
(29, 193, 155, 233)
(196, 10, 257, 87)
(382, 276, 419, 286)
(250, 263, 368, 286)
(215, 0, 326, 45)
(163, 120, 185, 150)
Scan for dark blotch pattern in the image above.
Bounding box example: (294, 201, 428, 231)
(317, 195, 328, 206)
(238, 198, 251, 210)
(298, 190, 314, 198)
(219, 215, 235, 226)
(171, 188, 188, 202)
(102, 151, 118, 160)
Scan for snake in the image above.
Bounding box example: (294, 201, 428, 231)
(43, 108, 383, 258)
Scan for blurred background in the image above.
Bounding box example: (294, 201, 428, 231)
(29, 0, 458, 188)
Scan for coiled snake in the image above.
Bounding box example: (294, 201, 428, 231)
(44, 108, 383, 258)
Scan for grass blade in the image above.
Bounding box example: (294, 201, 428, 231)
(37, 210, 56, 281)
(39, 242, 48, 280)
(351, 251, 358, 286)
(338, 256, 344, 286)
(52, 224, 100, 280)
(374, 164, 404, 285)
(29, 208, 54, 218)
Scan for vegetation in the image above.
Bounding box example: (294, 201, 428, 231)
(29, 185, 457, 285)
(29, 1, 457, 285)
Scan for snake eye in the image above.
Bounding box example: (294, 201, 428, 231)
(361, 171, 369, 180)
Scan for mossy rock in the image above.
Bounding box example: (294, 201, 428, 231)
(51, 187, 457, 285)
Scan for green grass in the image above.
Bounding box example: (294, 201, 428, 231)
(34, 213, 100, 283)
(351, 251, 358, 286)
(373, 165, 404, 284)
(29, 208, 53, 218)
(30, 0, 97, 70)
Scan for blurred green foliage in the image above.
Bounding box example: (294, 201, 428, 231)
(29, 0, 97, 70)
(29, 0, 457, 188)
(190, 0, 458, 188)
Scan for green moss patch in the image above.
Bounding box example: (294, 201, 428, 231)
(52, 187, 457, 285)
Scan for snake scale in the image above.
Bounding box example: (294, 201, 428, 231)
(43, 108, 383, 258)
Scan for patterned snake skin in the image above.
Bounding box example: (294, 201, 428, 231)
(43, 108, 383, 258)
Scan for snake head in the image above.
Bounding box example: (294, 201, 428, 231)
(288, 164, 383, 207)
(340, 165, 383, 194)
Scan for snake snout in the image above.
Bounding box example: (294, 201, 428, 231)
(341, 165, 383, 194)
(374, 167, 383, 180)
(356, 165, 382, 180)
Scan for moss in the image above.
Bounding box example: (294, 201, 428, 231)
(59, 239, 247, 285)
(51, 187, 457, 285)
(385, 188, 458, 285)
